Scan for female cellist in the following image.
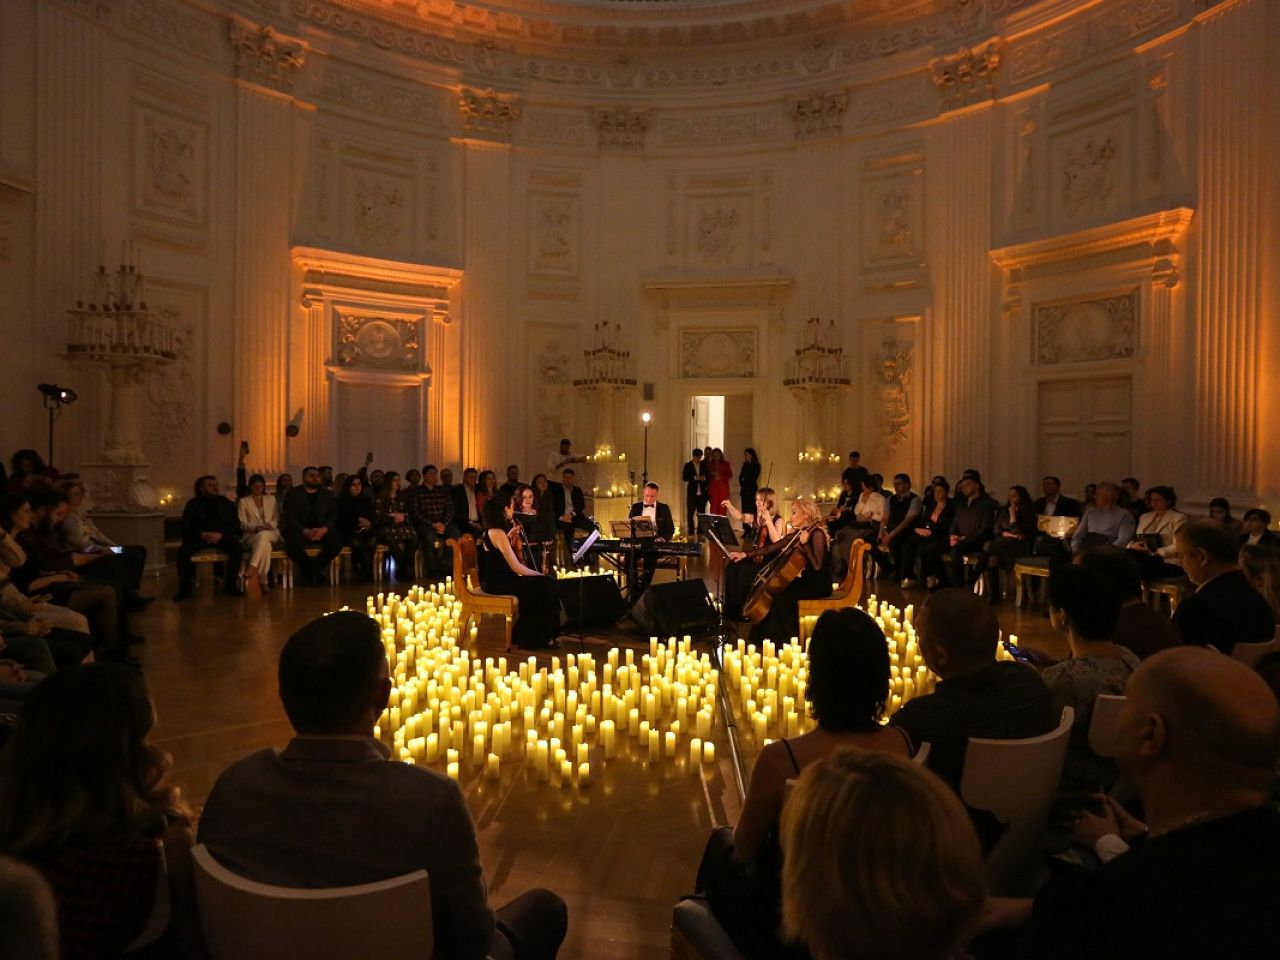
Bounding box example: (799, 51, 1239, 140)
(720, 487, 783, 620)
(745, 497, 832, 642)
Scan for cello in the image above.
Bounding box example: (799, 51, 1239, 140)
(742, 520, 821, 624)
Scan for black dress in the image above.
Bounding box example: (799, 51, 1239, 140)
(748, 529, 832, 643)
(738, 461, 761, 513)
(477, 528, 561, 650)
(375, 494, 418, 579)
(722, 517, 777, 621)
(337, 495, 377, 580)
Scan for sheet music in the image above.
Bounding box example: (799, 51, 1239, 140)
(572, 528, 601, 565)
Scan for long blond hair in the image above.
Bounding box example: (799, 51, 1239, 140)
(790, 497, 822, 528)
(781, 747, 984, 960)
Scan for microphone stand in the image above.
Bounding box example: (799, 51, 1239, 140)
(703, 520, 748, 803)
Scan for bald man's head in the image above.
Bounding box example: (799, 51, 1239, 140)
(1118, 647, 1280, 792)
(916, 589, 1000, 678)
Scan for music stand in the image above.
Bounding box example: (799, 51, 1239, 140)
(696, 513, 739, 547)
(611, 518, 655, 540)
(565, 529, 602, 654)
(701, 524, 748, 802)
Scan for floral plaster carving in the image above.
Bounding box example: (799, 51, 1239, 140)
(524, 108, 590, 146)
(1061, 136, 1117, 217)
(125, 0, 214, 58)
(353, 179, 405, 245)
(658, 111, 782, 147)
(591, 107, 650, 152)
(1034, 293, 1137, 366)
(335, 314, 422, 370)
(878, 190, 916, 258)
(145, 303, 195, 455)
(532, 198, 576, 273)
(931, 42, 1001, 110)
(133, 106, 206, 226)
(228, 16, 306, 92)
(680, 329, 757, 379)
(871, 336, 912, 455)
(458, 88, 521, 140)
(1009, 0, 1177, 82)
(696, 207, 740, 265)
(793, 91, 848, 142)
(314, 67, 446, 127)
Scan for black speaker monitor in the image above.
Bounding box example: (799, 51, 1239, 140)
(557, 575, 626, 628)
(643, 579, 719, 637)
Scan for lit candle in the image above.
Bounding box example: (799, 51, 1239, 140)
(485, 753, 500, 780)
(600, 719, 617, 758)
(703, 741, 716, 764)
(648, 728, 659, 761)
(577, 761, 590, 787)
(664, 731, 676, 757)
(690, 737, 702, 766)
(560, 759, 573, 787)
(447, 761, 459, 780)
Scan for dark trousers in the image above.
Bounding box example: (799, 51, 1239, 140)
(556, 516, 594, 556)
(283, 528, 343, 584)
(344, 530, 377, 580)
(177, 537, 244, 593)
(117, 545, 147, 592)
(686, 493, 708, 537)
(945, 537, 988, 587)
(493, 888, 568, 960)
(898, 533, 934, 581)
(415, 522, 460, 575)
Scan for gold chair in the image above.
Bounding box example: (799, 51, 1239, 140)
(448, 536, 518, 652)
(798, 539, 870, 643)
(1014, 515, 1081, 607)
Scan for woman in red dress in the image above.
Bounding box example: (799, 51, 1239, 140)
(707, 448, 733, 516)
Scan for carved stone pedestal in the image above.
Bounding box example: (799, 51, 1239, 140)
(81, 462, 168, 577)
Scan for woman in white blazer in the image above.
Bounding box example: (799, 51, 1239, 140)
(238, 473, 281, 595)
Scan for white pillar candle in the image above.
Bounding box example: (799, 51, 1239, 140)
(535, 740, 549, 780)
(648, 729, 660, 761)
(485, 753, 500, 780)
(690, 738, 702, 766)
(703, 741, 716, 764)
(664, 731, 676, 757)
(576, 742, 588, 766)
(560, 759, 573, 787)
(628, 708, 641, 734)
(600, 719, 617, 758)
(447, 761, 459, 781)
(577, 761, 590, 787)
(473, 733, 486, 764)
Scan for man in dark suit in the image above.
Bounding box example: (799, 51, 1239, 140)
(627, 482, 675, 596)
(281, 466, 344, 587)
(551, 468, 593, 553)
(1241, 508, 1280, 548)
(1173, 519, 1275, 655)
(1033, 475, 1083, 518)
(174, 474, 243, 601)
(199, 612, 568, 960)
(451, 467, 484, 537)
(681, 449, 707, 536)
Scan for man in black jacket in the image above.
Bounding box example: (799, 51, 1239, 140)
(627, 482, 675, 597)
(681, 449, 707, 536)
(281, 466, 344, 587)
(1172, 519, 1275, 655)
(943, 476, 997, 588)
(175, 475, 243, 600)
(1032, 475, 1083, 518)
(551, 468, 593, 553)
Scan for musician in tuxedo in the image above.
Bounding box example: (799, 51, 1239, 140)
(626, 482, 676, 596)
(551, 468, 594, 553)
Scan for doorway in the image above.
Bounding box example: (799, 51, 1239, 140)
(689, 393, 754, 468)
(1037, 376, 1132, 498)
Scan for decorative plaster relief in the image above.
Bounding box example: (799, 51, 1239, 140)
(861, 154, 925, 274)
(679, 329, 757, 379)
(871, 334, 913, 456)
(1033, 291, 1138, 366)
(229, 16, 307, 93)
(342, 170, 412, 254)
(849, 73, 933, 127)
(142, 281, 204, 460)
(1009, 0, 1177, 83)
(530, 197, 578, 276)
(592, 107, 650, 153)
(131, 105, 207, 227)
(523, 108, 590, 146)
(657, 111, 782, 147)
(931, 42, 1001, 111)
(793, 91, 848, 142)
(124, 0, 214, 59)
(695, 206, 742, 266)
(529, 326, 575, 452)
(1058, 134, 1119, 219)
(334, 312, 422, 370)
(313, 66, 446, 128)
(457, 88, 521, 140)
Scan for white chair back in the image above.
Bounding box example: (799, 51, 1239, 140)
(1233, 634, 1280, 669)
(124, 840, 171, 953)
(1087, 694, 1127, 759)
(959, 708, 1074, 896)
(912, 740, 931, 766)
(191, 845, 433, 960)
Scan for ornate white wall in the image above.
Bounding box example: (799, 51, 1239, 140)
(1, 0, 1275, 514)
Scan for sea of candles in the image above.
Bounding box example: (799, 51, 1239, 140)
(360, 583, 724, 793)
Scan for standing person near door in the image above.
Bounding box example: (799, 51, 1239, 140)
(738, 448, 761, 515)
(707, 449, 733, 517)
(682, 449, 708, 535)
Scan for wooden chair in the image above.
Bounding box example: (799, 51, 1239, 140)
(960, 707, 1074, 896)
(1233, 633, 1280, 669)
(1087, 694, 1127, 759)
(280, 547, 343, 589)
(191, 845, 433, 960)
(448, 536, 518, 652)
(798, 539, 870, 643)
(189, 550, 233, 592)
(1141, 576, 1186, 613)
(1015, 515, 1080, 607)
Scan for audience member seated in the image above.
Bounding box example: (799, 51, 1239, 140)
(0, 855, 59, 960)
(237, 472, 282, 596)
(1241, 508, 1279, 548)
(899, 480, 953, 589)
(1119, 476, 1144, 520)
(1033, 475, 1083, 519)
(1069, 482, 1135, 553)
(0, 520, 94, 670)
(938, 475, 997, 589)
(1239, 544, 1280, 625)
(1127, 485, 1188, 579)
(1022, 648, 1280, 959)
(406, 464, 457, 578)
(780, 748, 985, 960)
(272, 472, 292, 505)
(452, 467, 486, 537)
(890, 589, 1056, 845)
(1075, 546, 1181, 660)
(1209, 497, 1243, 539)
(498, 464, 522, 497)
(336, 474, 376, 582)
(373, 472, 417, 581)
(697, 609, 911, 960)
(175, 474, 243, 601)
(198, 612, 568, 960)
(1082, 482, 1098, 509)
(3, 494, 129, 662)
(1172, 519, 1274, 655)
(550, 468, 594, 555)
(982, 485, 1036, 603)
(61, 478, 150, 608)
(480, 494, 562, 650)
(1043, 565, 1138, 792)
(531, 473, 555, 521)
(877, 473, 922, 579)
(0, 663, 203, 958)
(5, 449, 59, 495)
(281, 466, 344, 588)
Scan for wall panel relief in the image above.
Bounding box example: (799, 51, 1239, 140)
(679, 328, 757, 379)
(861, 151, 925, 280)
(131, 105, 208, 227)
(528, 324, 576, 453)
(333, 312, 422, 370)
(141, 280, 204, 464)
(860, 316, 919, 479)
(342, 169, 412, 255)
(530, 196, 579, 276)
(1033, 291, 1138, 366)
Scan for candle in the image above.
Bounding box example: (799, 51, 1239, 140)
(576, 742, 588, 766)
(577, 761, 590, 787)
(536, 740, 549, 780)
(447, 761, 459, 780)
(690, 737, 702, 766)
(703, 741, 715, 764)
(485, 753, 500, 780)
(600, 719, 617, 758)
(648, 729, 659, 761)
(753, 712, 767, 742)
(664, 731, 676, 757)
(560, 759, 573, 787)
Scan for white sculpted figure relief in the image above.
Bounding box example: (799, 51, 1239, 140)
(872, 336, 912, 456)
(353, 178, 404, 244)
(696, 207, 740, 264)
(534, 340, 572, 450)
(1034, 293, 1137, 366)
(145, 304, 195, 455)
(1062, 136, 1118, 216)
(878, 190, 916, 257)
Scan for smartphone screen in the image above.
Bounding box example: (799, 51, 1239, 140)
(110, 545, 124, 555)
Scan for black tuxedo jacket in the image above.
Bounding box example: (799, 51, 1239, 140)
(551, 483, 586, 520)
(1032, 495, 1083, 519)
(628, 501, 676, 540)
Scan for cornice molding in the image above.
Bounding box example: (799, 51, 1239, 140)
(989, 207, 1194, 271)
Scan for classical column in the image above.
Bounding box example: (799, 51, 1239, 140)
(926, 105, 994, 477)
(229, 17, 309, 475)
(35, 0, 105, 469)
(1190, 0, 1266, 500)
(457, 90, 519, 469)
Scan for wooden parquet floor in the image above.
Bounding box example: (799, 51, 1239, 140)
(133, 565, 1068, 960)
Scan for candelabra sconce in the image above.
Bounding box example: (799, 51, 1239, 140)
(784, 315, 851, 505)
(575, 320, 637, 504)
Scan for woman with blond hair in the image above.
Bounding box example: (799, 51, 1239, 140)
(747, 497, 831, 642)
(781, 747, 985, 960)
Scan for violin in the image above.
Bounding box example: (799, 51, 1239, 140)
(742, 520, 822, 624)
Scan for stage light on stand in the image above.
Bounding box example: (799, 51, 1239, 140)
(640, 410, 652, 486)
